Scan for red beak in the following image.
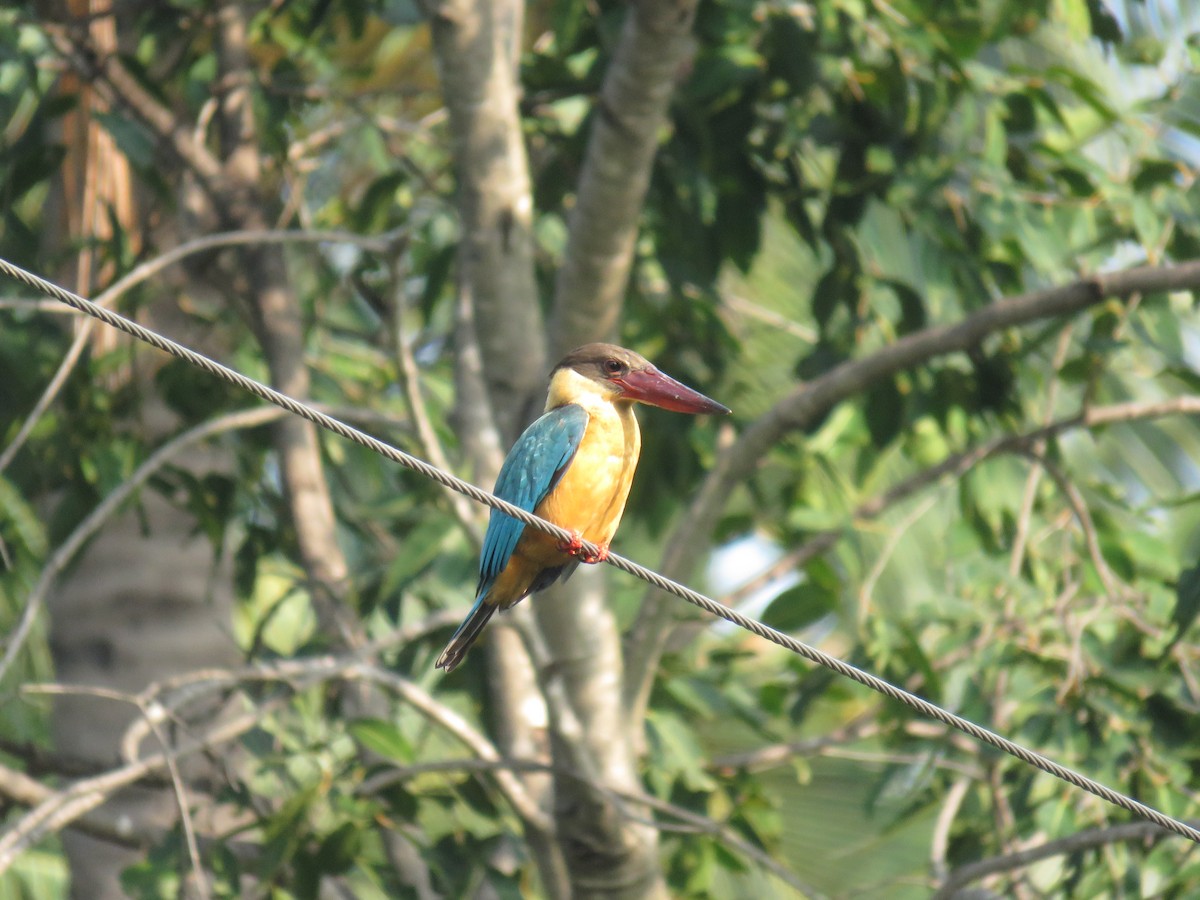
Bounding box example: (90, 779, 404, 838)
(617, 367, 731, 415)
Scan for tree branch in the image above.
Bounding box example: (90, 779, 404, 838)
(0, 227, 398, 476)
(22, 684, 210, 898)
(212, 0, 355, 642)
(623, 261, 1200, 724)
(424, 3, 570, 893)
(647, 393, 1200, 678)
(0, 706, 262, 875)
(530, 9, 705, 893)
(44, 22, 223, 198)
(549, 0, 700, 352)
(343, 664, 556, 835)
(374, 258, 485, 546)
(931, 821, 1183, 899)
(357, 755, 822, 897)
(0, 407, 285, 685)
(428, 0, 546, 440)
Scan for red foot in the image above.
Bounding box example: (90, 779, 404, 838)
(557, 531, 609, 564)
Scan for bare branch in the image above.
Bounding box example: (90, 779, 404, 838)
(525, 13, 705, 892)
(1007, 325, 1074, 586)
(1017, 447, 1122, 599)
(709, 714, 880, 773)
(424, 3, 568, 892)
(0, 707, 262, 874)
(931, 821, 1185, 899)
(23, 684, 210, 898)
(357, 755, 823, 897)
(857, 494, 939, 628)
(930, 777, 973, 885)
(624, 261, 1200, 723)
(213, 1, 357, 646)
(0, 227, 397, 476)
(351, 664, 554, 835)
(44, 22, 223, 198)
(648, 393, 1200, 684)
(374, 258, 485, 545)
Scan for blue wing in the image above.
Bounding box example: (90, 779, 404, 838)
(435, 404, 588, 671)
(476, 404, 589, 599)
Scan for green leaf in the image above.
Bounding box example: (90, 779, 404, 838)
(761, 579, 837, 632)
(864, 378, 905, 448)
(1171, 563, 1200, 639)
(0, 473, 47, 557)
(885, 279, 926, 334)
(92, 110, 156, 169)
(811, 267, 848, 331)
(349, 717, 415, 763)
(645, 710, 716, 792)
(1003, 92, 1037, 133)
(353, 170, 409, 232)
(313, 821, 362, 877)
(380, 514, 456, 597)
(1085, 0, 1123, 43)
(1132, 159, 1182, 192)
(686, 45, 764, 105)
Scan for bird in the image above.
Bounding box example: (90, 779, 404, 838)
(435, 342, 730, 671)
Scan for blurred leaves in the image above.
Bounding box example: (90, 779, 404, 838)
(2, 0, 1200, 897)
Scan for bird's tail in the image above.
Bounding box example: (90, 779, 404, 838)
(435, 598, 497, 672)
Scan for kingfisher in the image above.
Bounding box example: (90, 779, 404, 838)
(435, 343, 730, 671)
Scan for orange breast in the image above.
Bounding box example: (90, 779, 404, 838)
(535, 401, 640, 547)
(486, 401, 641, 610)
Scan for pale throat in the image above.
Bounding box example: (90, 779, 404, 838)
(544, 367, 640, 457)
(545, 367, 619, 411)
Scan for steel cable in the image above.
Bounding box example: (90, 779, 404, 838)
(2, 254, 1197, 844)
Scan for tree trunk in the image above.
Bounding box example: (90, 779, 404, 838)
(49, 434, 241, 899)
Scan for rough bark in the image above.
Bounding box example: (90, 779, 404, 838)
(211, 0, 353, 638)
(40, 4, 241, 896)
(48, 3, 354, 632)
(537, 573, 669, 900)
(532, 3, 701, 894)
(428, 0, 691, 891)
(430, 0, 546, 443)
(549, 0, 699, 353)
(49, 440, 242, 900)
(41, 5, 356, 894)
(427, 2, 570, 896)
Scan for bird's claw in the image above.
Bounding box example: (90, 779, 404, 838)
(558, 531, 609, 564)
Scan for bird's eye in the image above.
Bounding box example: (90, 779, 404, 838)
(602, 358, 626, 377)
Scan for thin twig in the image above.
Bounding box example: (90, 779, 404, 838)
(0, 707, 262, 872)
(0, 227, 400, 475)
(856, 494, 938, 629)
(24, 684, 210, 898)
(0, 407, 285, 685)
(929, 776, 973, 885)
(932, 821, 1192, 899)
(378, 254, 484, 544)
(1017, 447, 1122, 600)
(356, 755, 823, 897)
(1008, 324, 1074, 585)
(355, 664, 554, 835)
(628, 259, 1200, 719)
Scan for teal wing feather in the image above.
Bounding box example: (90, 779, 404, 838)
(435, 404, 588, 672)
(476, 404, 589, 598)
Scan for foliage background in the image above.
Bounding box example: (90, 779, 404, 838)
(2, 0, 1200, 897)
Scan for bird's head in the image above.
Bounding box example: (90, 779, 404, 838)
(548, 343, 731, 415)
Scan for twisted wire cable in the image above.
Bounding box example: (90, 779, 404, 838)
(2, 254, 1197, 844)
